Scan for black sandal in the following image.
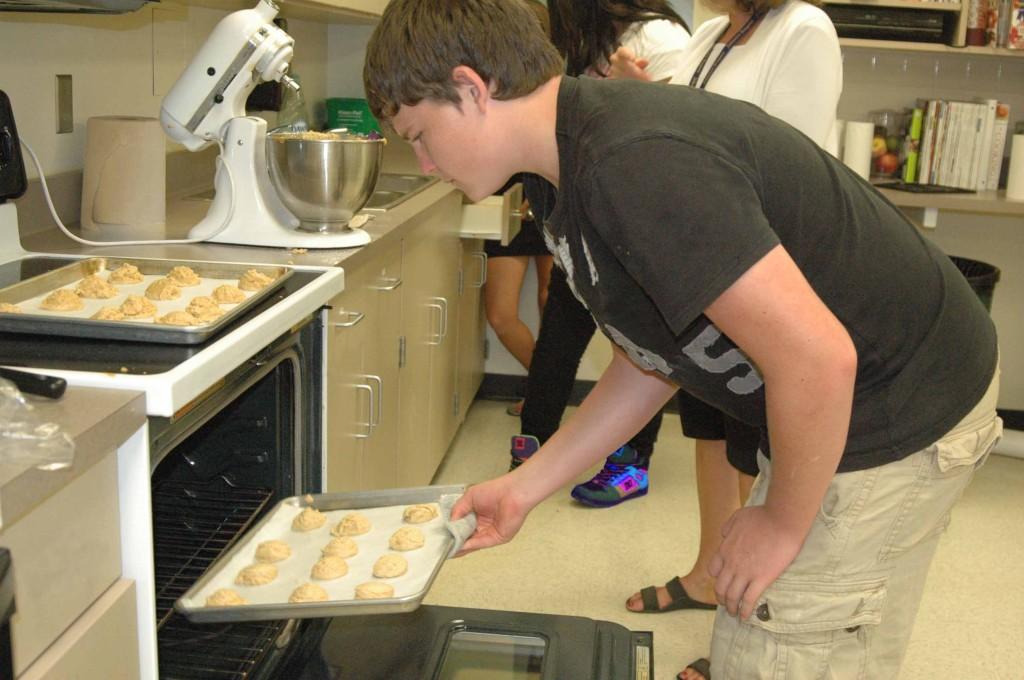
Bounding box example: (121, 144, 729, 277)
(634, 577, 717, 613)
(678, 657, 711, 680)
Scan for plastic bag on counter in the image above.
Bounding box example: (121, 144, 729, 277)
(0, 378, 75, 471)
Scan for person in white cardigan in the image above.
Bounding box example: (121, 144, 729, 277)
(611, 1, 841, 678)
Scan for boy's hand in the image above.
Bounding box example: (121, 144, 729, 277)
(708, 506, 806, 620)
(450, 474, 533, 556)
(607, 46, 651, 81)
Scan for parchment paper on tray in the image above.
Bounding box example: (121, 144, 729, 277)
(176, 485, 470, 623)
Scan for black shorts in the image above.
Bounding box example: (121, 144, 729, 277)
(484, 219, 550, 258)
(676, 390, 761, 477)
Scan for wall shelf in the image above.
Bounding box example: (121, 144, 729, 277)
(840, 38, 1024, 57)
(827, 0, 961, 11)
(877, 187, 1024, 216)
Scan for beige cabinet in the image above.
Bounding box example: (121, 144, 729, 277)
(325, 191, 472, 491)
(455, 239, 487, 424)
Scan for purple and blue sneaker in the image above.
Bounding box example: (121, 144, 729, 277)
(509, 434, 541, 471)
(570, 444, 650, 507)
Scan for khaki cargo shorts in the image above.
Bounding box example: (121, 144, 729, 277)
(710, 368, 1002, 680)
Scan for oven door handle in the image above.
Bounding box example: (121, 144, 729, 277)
(354, 383, 374, 438)
(331, 311, 365, 328)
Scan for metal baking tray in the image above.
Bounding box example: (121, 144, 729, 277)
(175, 484, 466, 623)
(0, 257, 291, 345)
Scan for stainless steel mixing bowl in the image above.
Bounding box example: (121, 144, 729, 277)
(266, 131, 386, 232)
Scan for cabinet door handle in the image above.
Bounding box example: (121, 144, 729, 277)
(426, 302, 443, 346)
(364, 374, 383, 426)
(354, 383, 374, 438)
(331, 311, 365, 328)
(472, 251, 488, 287)
(429, 296, 449, 342)
(371, 276, 403, 291)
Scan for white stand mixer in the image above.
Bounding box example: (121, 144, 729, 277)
(160, 0, 371, 249)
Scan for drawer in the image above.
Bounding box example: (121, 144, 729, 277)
(18, 579, 139, 680)
(459, 182, 522, 245)
(0, 449, 121, 675)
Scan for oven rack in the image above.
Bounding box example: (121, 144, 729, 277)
(152, 479, 281, 679)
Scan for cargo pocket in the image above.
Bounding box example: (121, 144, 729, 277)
(717, 576, 886, 680)
(932, 416, 1002, 474)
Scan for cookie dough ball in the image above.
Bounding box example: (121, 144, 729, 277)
(403, 504, 439, 524)
(235, 563, 277, 586)
(389, 527, 425, 551)
(108, 263, 144, 284)
(332, 513, 371, 537)
(289, 583, 329, 603)
(206, 588, 248, 607)
(0, 302, 22, 314)
(212, 284, 246, 304)
(311, 556, 349, 581)
(321, 536, 359, 558)
(120, 294, 157, 319)
(186, 296, 224, 322)
(238, 269, 275, 291)
(156, 310, 199, 326)
(92, 306, 125, 321)
(75, 274, 118, 299)
(292, 506, 327, 532)
(167, 265, 201, 287)
(40, 288, 83, 312)
(254, 540, 291, 563)
(355, 582, 394, 600)
(373, 554, 408, 578)
(145, 278, 181, 301)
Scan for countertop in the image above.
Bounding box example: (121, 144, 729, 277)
(0, 385, 146, 531)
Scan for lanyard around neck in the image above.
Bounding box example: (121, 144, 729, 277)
(689, 10, 765, 90)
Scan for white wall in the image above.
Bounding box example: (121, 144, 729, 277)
(0, 3, 328, 181)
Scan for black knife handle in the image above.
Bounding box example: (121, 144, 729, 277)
(0, 367, 67, 399)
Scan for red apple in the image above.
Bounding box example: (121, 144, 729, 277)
(877, 152, 899, 175)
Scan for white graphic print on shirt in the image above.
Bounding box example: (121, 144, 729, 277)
(581, 236, 599, 285)
(605, 324, 673, 376)
(681, 325, 763, 394)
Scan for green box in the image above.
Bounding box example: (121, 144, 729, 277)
(325, 97, 381, 135)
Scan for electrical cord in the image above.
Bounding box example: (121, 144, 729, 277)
(19, 136, 237, 247)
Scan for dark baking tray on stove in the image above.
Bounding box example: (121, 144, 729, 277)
(0, 257, 291, 345)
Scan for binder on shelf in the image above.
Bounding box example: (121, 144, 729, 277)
(975, 99, 999, 191)
(902, 106, 925, 184)
(986, 103, 1011, 189)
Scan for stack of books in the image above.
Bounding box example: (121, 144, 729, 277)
(901, 99, 1011, 191)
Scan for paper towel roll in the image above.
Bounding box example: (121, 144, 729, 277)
(81, 116, 166, 238)
(1005, 134, 1024, 201)
(842, 121, 874, 180)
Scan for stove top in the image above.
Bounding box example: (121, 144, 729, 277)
(0, 256, 318, 375)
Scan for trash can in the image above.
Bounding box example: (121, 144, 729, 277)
(950, 256, 1000, 312)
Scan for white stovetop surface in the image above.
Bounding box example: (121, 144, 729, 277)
(0, 203, 344, 417)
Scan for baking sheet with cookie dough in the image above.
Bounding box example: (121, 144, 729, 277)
(176, 485, 466, 623)
(0, 257, 290, 344)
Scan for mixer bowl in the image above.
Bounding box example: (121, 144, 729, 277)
(266, 131, 385, 232)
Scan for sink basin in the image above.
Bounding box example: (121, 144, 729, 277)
(363, 173, 437, 211)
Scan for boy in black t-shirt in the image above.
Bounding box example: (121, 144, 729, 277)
(363, 1, 1001, 677)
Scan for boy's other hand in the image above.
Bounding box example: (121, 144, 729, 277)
(450, 474, 532, 556)
(708, 506, 805, 620)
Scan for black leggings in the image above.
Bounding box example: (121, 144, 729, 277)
(521, 267, 664, 456)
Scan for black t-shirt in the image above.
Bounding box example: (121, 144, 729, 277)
(544, 76, 997, 472)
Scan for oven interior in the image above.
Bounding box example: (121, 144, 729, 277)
(148, 318, 325, 679)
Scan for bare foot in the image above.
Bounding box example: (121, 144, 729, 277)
(625, 574, 716, 612)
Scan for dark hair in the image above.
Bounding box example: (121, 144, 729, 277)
(363, 0, 563, 122)
(549, 0, 690, 76)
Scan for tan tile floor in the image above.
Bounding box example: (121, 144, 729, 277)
(426, 399, 1024, 680)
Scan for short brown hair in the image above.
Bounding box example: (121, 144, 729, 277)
(363, 0, 563, 122)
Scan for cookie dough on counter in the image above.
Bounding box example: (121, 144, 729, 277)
(212, 284, 246, 304)
(187, 296, 224, 322)
(355, 582, 394, 600)
(238, 269, 274, 291)
(372, 554, 408, 578)
(145, 278, 181, 301)
(40, 288, 83, 312)
(156, 311, 200, 326)
(0, 302, 22, 313)
(167, 265, 202, 286)
(92, 306, 125, 321)
(120, 294, 157, 319)
(75, 274, 118, 299)
(402, 504, 439, 524)
(108, 263, 144, 284)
